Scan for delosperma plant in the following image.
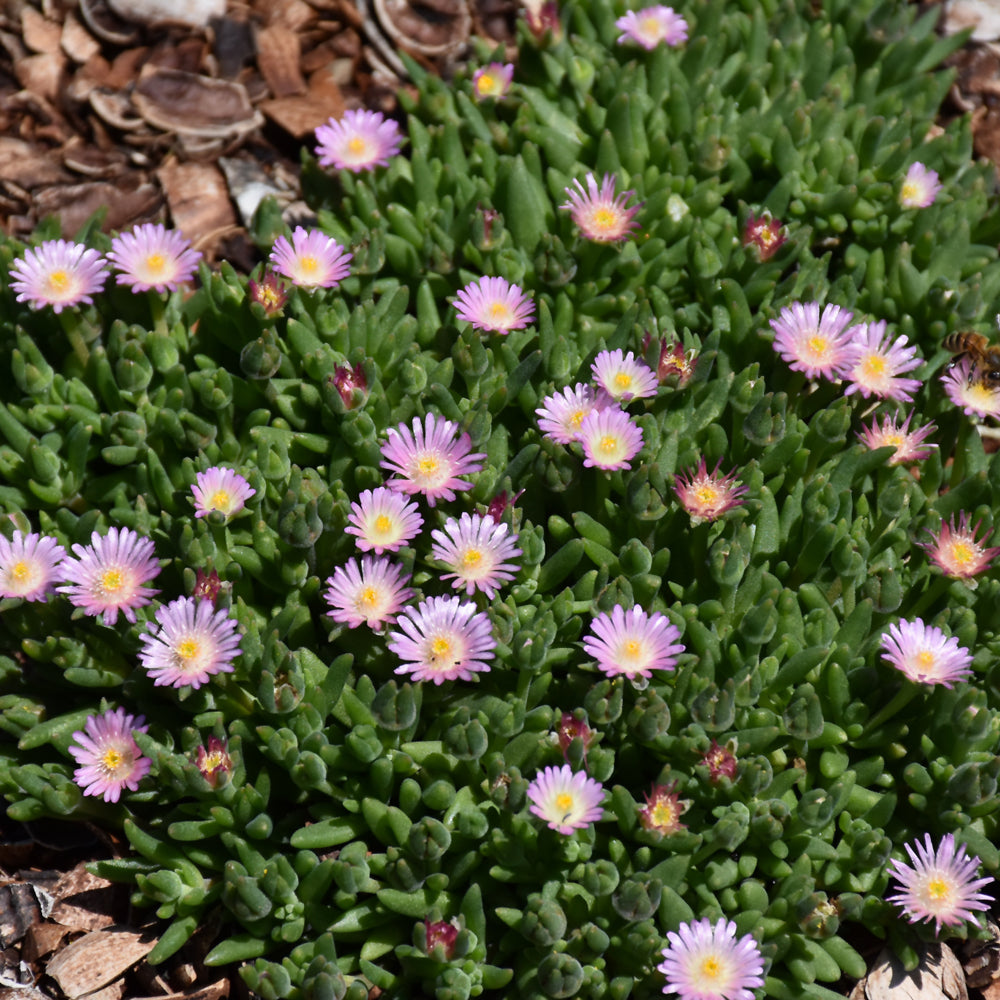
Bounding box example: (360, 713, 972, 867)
(4, 1, 1000, 998)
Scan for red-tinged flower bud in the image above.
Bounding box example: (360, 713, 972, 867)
(195, 736, 233, 788)
(486, 489, 525, 524)
(525, 0, 562, 42)
(557, 712, 595, 763)
(425, 919, 459, 959)
(701, 738, 738, 783)
(638, 781, 689, 836)
(743, 212, 787, 261)
(193, 569, 222, 604)
(248, 269, 288, 317)
(331, 363, 368, 409)
(656, 339, 697, 387)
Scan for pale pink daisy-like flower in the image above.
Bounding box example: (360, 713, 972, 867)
(472, 62, 514, 100)
(900, 162, 942, 209)
(942, 358, 1000, 419)
(561, 173, 642, 243)
(583, 605, 684, 680)
(658, 918, 765, 1000)
(138, 596, 241, 689)
(615, 5, 689, 49)
(68, 707, 150, 804)
(454, 276, 536, 334)
(527, 764, 605, 835)
(9, 239, 108, 313)
(921, 513, 1000, 579)
(842, 320, 923, 402)
(638, 781, 689, 836)
(536, 384, 604, 444)
(768, 302, 855, 380)
(191, 467, 255, 520)
(879, 618, 973, 688)
(315, 109, 404, 173)
(579, 407, 644, 471)
(592, 349, 659, 403)
(387, 595, 495, 684)
(430, 512, 522, 598)
(107, 223, 202, 293)
(345, 487, 424, 554)
(673, 457, 748, 523)
(324, 555, 414, 630)
(0, 531, 66, 601)
(857, 411, 937, 466)
(887, 833, 994, 934)
(380, 413, 486, 507)
(58, 528, 160, 625)
(269, 227, 352, 289)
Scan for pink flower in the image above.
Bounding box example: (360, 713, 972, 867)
(557, 712, 595, 764)
(536, 384, 603, 444)
(583, 605, 684, 680)
(472, 62, 514, 100)
(673, 457, 748, 523)
(387, 595, 495, 684)
(900, 162, 942, 209)
(856, 411, 936, 466)
(269, 227, 352, 289)
(10, 239, 108, 313)
(768, 302, 855, 381)
(921, 513, 1000, 579)
(332, 363, 367, 409)
(526, 764, 605, 835)
(941, 357, 1000, 419)
(658, 918, 765, 1000)
(743, 212, 787, 261)
(842, 320, 922, 402)
(380, 413, 486, 507)
(638, 782, 688, 836)
(191, 467, 255, 520)
(653, 339, 698, 387)
(69, 707, 150, 803)
(701, 739, 738, 784)
(424, 919, 460, 959)
(887, 833, 993, 933)
(485, 488, 525, 524)
(107, 223, 201, 293)
(193, 568, 222, 604)
(58, 527, 160, 626)
(315, 109, 404, 172)
(578, 407, 644, 471)
(615, 6, 688, 49)
(324, 555, 414, 630)
(561, 173, 642, 243)
(138, 596, 241, 689)
(430, 512, 521, 598)
(0, 531, 66, 601)
(591, 349, 659, 403)
(454, 276, 535, 334)
(879, 618, 973, 688)
(195, 736, 233, 788)
(247, 269, 288, 316)
(345, 487, 424, 554)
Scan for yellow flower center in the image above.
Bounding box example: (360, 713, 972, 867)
(348, 137, 366, 155)
(591, 207, 618, 235)
(489, 302, 510, 322)
(614, 373, 633, 390)
(650, 799, 678, 825)
(806, 335, 830, 360)
(948, 541, 974, 566)
(901, 181, 918, 200)
(47, 269, 70, 294)
(144, 253, 165, 274)
(300, 255, 319, 275)
(177, 639, 200, 661)
(862, 355, 888, 377)
(11, 560, 30, 582)
(430, 637, 453, 663)
(599, 435, 618, 454)
(555, 793, 573, 812)
(102, 747, 124, 773)
(570, 409, 587, 429)
(358, 586, 378, 610)
(927, 877, 950, 901)
(884, 433, 903, 449)
(374, 514, 392, 536)
(640, 15, 661, 39)
(260, 287, 281, 308)
(478, 73, 495, 92)
(210, 490, 232, 511)
(418, 456, 439, 476)
(916, 650, 935, 668)
(695, 484, 721, 505)
(462, 549, 483, 569)
(100, 569, 123, 595)
(701, 957, 721, 980)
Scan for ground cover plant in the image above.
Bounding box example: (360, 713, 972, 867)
(3, 0, 1000, 997)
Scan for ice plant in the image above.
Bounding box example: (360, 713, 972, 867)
(331, 363, 367, 408)
(138, 596, 241, 689)
(591, 349, 659, 403)
(387, 595, 495, 684)
(638, 781, 688, 836)
(269, 227, 352, 290)
(842, 320, 923, 402)
(193, 568, 222, 604)
(453, 276, 536, 334)
(887, 833, 994, 933)
(701, 739, 738, 783)
(658, 918, 765, 1000)
(536, 383, 604, 444)
(429, 512, 522, 598)
(472, 62, 514, 100)
(879, 618, 974, 688)
(380, 413, 486, 507)
(107, 223, 201, 293)
(583, 605, 685, 680)
(247, 269, 288, 316)
(921, 513, 1000, 579)
(615, 5, 689, 49)
(526, 764, 605, 835)
(485, 488, 525, 524)
(578, 407, 644, 471)
(561, 173, 642, 243)
(9, 239, 109, 313)
(767, 301, 854, 380)
(899, 162, 942, 208)
(345, 487, 424, 554)
(324, 556, 414, 630)
(857, 411, 937, 466)
(68, 708, 150, 804)
(195, 736, 233, 789)
(941, 358, 1000, 419)
(0, 530, 66, 602)
(425, 920, 459, 959)
(315, 109, 403, 172)
(743, 212, 787, 261)
(673, 457, 748, 523)
(653, 338, 698, 387)
(58, 527, 160, 626)
(192, 467, 255, 520)
(557, 712, 596, 763)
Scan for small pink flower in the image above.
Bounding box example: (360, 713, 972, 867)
(842, 320, 922, 402)
(430, 512, 521, 598)
(578, 407, 644, 471)
(583, 605, 684, 681)
(536, 384, 603, 444)
(269, 227, 352, 289)
(673, 457, 748, 523)
(591, 349, 659, 403)
(561, 173, 642, 243)
(557, 713, 595, 763)
(743, 212, 787, 261)
(195, 736, 233, 789)
(900, 162, 942, 209)
(658, 918, 765, 1000)
(0, 531, 66, 601)
(107, 223, 201, 293)
(331, 363, 367, 409)
(856, 411, 936, 466)
(638, 781, 689, 836)
(941, 358, 1000, 419)
(472, 62, 514, 100)
(921, 513, 1000, 579)
(69, 707, 150, 804)
(315, 109, 404, 172)
(346, 487, 424, 554)
(526, 764, 605, 835)
(191, 467, 255, 520)
(324, 556, 414, 630)
(425, 919, 460, 959)
(701, 739, 738, 784)
(615, 6, 688, 49)
(193, 568, 222, 604)
(247, 269, 288, 316)
(454, 276, 535, 334)
(768, 302, 855, 381)
(10, 239, 108, 313)
(879, 618, 973, 688)
(653, 339, 698, 387)
(485, 489, 525, 524)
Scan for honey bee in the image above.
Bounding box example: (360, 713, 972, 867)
(943, 331, 1000, 387)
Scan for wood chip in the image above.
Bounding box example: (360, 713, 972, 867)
(61, 12, 102, 64)
(34, 177, 162, 234)
(21, 8, 62, 55)
(21, 919, 68, 962)
(45, 926, 157, 999)
(15, 52, 67, 104)
(256, 23, 306, 98)
(48, 863, 116, 933)
(0, 138, 72, 187)
(128, 979, 230, 1000)
(157, 159, 237, 244)
(863, 945, 968, 1000)
(106, 0, 226, 28)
